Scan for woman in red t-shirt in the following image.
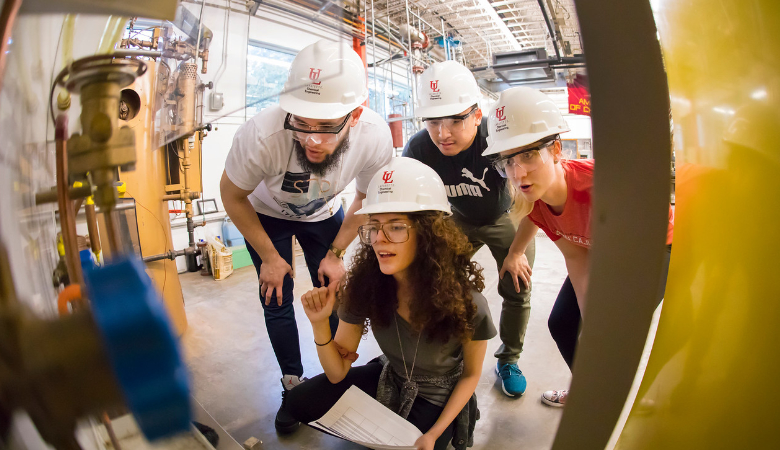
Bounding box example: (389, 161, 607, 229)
(482, 87, 673, 407)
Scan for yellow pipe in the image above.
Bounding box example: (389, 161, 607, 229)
(97, 16, 128, 55)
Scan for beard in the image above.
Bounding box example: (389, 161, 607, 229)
(294, 133, 351, 176)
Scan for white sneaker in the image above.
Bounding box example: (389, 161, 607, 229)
(541, 389, 568, 407)
(281, 374, 304, 391)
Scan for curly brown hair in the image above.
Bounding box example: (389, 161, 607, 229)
(339, 212, 485, 343)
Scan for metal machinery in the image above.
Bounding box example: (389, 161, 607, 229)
(0, 1, 218, 449)
(111, 14, 215, 335)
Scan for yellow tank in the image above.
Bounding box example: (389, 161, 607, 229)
(116, 63, 188, 336)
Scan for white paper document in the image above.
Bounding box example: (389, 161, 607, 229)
(309, 385, 423, 449)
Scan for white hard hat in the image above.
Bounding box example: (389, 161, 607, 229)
(482, 86, 570, 157)
(415, 61, 481, 118)
(356, 157, 452, 216)
(279, 39, 368, 120)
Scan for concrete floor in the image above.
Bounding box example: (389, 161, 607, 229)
(180, 233, 573, 449)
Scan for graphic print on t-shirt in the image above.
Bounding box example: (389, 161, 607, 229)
(444, 167, 490, 198)
(461, 167, 490, 191)
(274, 171, 336, 219)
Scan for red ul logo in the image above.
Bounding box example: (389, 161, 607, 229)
(430, 80, 439, 92)
(496, 106, 506, 121)
(309, 68, 322, 85)
(382, 171, 394, 184)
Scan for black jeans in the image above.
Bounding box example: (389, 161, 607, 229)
(245, 209, 343, 377)
(548, 245, 673, 370)
(287, 358, 455, 450)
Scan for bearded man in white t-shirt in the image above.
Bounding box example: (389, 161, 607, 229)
(220, 40, 392, 434)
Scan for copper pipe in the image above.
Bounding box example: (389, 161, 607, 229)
(73, 197, 84, 216)
(103, 210, 123, 257)
(35, 184, 92, 205)
(0, 0, 23, 91)
(55, 115, 83, 286)
(85, 204, 102, 257)
(102, 412, 123, 450)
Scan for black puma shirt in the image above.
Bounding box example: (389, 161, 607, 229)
(403, 118, 512, 226)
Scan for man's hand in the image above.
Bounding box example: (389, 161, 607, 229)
(301, 282, 339, 324)
(499, 252, 533, 293)
(317, 250, 346, 287)
(259, 255, 293, 306)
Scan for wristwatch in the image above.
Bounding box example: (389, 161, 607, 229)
(329, 244, 346, 259)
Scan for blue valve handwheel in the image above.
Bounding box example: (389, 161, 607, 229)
(84, 256, 191, 440)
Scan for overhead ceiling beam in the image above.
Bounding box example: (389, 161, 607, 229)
(473, 0, 521, 50)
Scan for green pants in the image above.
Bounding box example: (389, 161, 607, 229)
(453, 213, 535, 365)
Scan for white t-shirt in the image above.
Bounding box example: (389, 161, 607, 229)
(224, 105, 393, 222)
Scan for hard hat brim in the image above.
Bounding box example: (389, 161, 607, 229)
(279, 92, 368, 120)
(355, 201, 452, 216)
(482, 126, 570, 157)
(415, 102, 478, 119)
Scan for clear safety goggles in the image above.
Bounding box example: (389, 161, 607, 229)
(358, 222, 414, 245)
(422, 106, 478, 133)
(284, 113, 351, 146)
(492, 140, 555, 178)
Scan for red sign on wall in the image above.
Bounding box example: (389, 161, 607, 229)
(568, 74, 591, 116)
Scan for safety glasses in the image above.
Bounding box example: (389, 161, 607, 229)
(284, 113, 351, 134)
(357, 222, 414, 245)
(422, 106, 478, 133)
(285, 113, 351, 146)
(492, 140, 555, 178)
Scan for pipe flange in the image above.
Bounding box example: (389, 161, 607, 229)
(56, 55, 147, 94)
(83, 256, 191, 440)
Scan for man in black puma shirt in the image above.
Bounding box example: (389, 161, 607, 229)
(403, 61, 536, 397)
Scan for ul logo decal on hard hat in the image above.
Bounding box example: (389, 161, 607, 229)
(309, 68, 322, 86)
(430, 80, 439, 92)
(382, 171, 394, 184)
(496, 106, 506, 122)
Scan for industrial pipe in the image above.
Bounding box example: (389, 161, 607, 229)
(143, 249, 185, 263)
(113, 49, 163, 58)
(55, 115, 83, 286)
(85, 203, 102, 259)
(536, 0, 562, 60)
(35, 184, 93, 205)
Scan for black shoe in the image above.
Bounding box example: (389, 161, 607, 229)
(275, 380, 300, 434)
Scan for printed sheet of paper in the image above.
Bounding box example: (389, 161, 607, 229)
(309, 385, 423, 449)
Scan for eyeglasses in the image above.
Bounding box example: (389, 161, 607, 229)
(357, 222, 414, 245)
(492, 140, 555, 178)
(422, 106, 478, 133)
(284, 113, 351, 146)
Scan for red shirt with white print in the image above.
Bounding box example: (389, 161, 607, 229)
(527, 159, 674, 248)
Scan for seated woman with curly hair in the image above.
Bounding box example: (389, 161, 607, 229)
(287, 157, 496, 450)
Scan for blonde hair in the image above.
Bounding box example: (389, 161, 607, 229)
(506, 136, 563, 222)
(508, 183, 535, 222)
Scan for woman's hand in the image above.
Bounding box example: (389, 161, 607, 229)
(414, 432, 438, 450)
(301, 281, 339, 324)
(499, 251, 532, 292)
(333, 341, 358, 362)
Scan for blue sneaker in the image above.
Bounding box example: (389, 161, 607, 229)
(496, 362, 527, 397)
